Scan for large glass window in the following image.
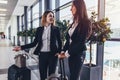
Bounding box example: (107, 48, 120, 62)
(60, 6, 72, 22)
(103, 0, 120, 80)
(105, 0, 120, 38)
(51, 0, 55, 10)
(28, 23, 31, 30)
(60, 0, 72, 6)
(27, 10, 31, 30)
(27, 10, 31, 23)
(32, 2, 39, 20)
(84, 44, 97, 64)
(42, 0, 45, 14)
(103, 41, 120, 80)
(33, 19, 39, 28)
(84, 0, 98, 18)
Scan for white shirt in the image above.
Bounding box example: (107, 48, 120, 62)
(40, 25, 51, 52)
(68, 23, 78, 44)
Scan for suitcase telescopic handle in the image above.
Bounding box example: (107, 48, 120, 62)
(59, 58, 67, 80)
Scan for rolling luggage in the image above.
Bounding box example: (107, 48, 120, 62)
(8, 53, 31, 80)
(8, 65, 31, 80)
(47, 58, 68, 80)
(59, 58, 68, 80)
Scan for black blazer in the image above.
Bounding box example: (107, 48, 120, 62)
(21, 26, 62, 55)
(63, 22, 90, 56)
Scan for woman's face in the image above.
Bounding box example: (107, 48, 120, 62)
(46, 12, 54, 24)
(71, 3, 76, 16)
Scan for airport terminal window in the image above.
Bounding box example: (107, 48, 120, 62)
(19, 17, 23, 44)
(103, 41, 120, 80)
(28, 38, 31, 43)
(42, 0, 45, 14)
(84, 0, 98, 18)
(51, 0, 55, 10)
(27, 23, 31, 30)
(27, 10, 31, 23)
(28, 23, 31, 43)
(33, 19, 39, 28)
(60, 0, 72, 6)
(27, 10, 31, 30)
(84, 44, 97, 64)
(32, 2, 39, 20)
(105, 0, 120, 39)
(103, 0, 120, 80)
(59, 6, 72, 22)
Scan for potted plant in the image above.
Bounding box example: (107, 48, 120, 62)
(56, 20, 69, 45)
(17, 28, 36, 37)
(80, 12, 113, 80)
(17, 28, 37, 45)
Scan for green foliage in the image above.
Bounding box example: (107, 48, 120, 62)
(88, 12, 113, 44)
(56, 20, 70, 42)
(17, 28, 36, 37)
(88, 12, 113, 67)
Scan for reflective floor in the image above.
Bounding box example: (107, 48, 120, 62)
(0, 39, 40, 80)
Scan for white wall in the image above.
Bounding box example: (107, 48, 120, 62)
(5, 15, 17, 46)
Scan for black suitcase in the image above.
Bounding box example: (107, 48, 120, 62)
(8, 64, 31, 80)
(8, 53, 30, 80)
(59, 58, 68, 80)
(48, 58, 68, 80)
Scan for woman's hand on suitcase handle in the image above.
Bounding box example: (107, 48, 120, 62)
(58, 51, 66, 59)
(13, 46, 21, 51)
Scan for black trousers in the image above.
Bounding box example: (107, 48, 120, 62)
(69, 51, 86, 80)
(39, 52, 58, 80)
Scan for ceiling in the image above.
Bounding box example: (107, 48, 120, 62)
(0, 0, 18, 32)
(0, 0, 37, 32)
(13, 0, 37, 15)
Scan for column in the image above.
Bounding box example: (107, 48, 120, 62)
(44, 0, 51, 10)
(55, 0, 60, 20)
(39, 0, 42, 26)
(96, 0, 105, 80)
(24, 6, 28, 44)
(17, 16, 20, 45)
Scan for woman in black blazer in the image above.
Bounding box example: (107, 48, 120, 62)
(13, 10, 62, 80)
(59, 0, 92, 80)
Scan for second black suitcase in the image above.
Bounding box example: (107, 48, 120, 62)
(8, 64, 31, 80)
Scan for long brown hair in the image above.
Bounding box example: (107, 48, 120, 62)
(73, 0, 88, 22)
(72, 0, 92, 39)
(41, 10, 55, 26)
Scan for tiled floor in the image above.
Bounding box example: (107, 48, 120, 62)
(0, 39, 40, 80)
(0, 39, 70, 80)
